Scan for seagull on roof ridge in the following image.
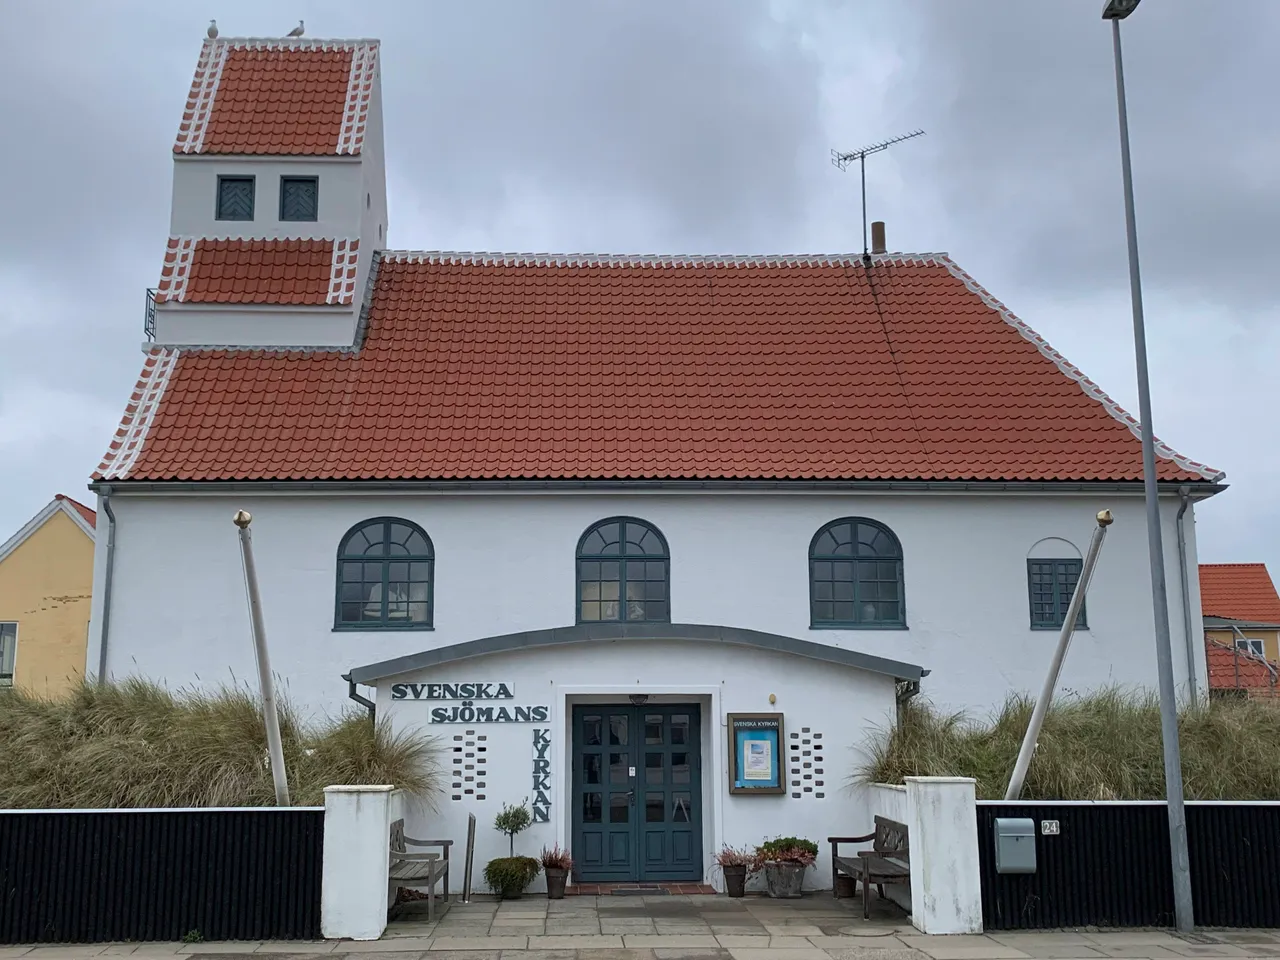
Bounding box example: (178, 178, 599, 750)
(286, 20, 304, 37)
(207, 19, 218, 39)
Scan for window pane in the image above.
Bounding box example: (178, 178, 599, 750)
(646, 600, 667, 621)
(407, 602, 429, 622)
(814, 581, 833, 601)
(389, 561, 409, 581)
(609, 752, 629, 784)
(645, 752, 663, 784)
(582, 792, 602, 823)
(609, 793, 630, 823)
(581, 581, 600, 601)
(626, 600, 646, 621)
(645, 561, 666, 580)
(580, 531, 608, 555)
(813, 560, 832, 581)
(583, 715, 602, 746)
(637, 529, 665, 555)
(341, 561, 362, 582)
(626, 580, 644, 601)
(833, 580, 854, 601)
(585, 522, 620, 555)
(832, 561, 855, 581)
(835, 601, 856, 622)
(609, 715, 628, 746)
(813, 600, 834, 622)
(670, 714, 689, 746)
(404, 531, 430, 555)
(646, 792, 664, 822)
(646, 580, 666, 600)
(339, 602, 362, 622)
(216, 177, 254, 220)
(340, 582, 363, 602)
(580, 600, 600, 621)
(672, 792, 692, 823)
(580, 560, 600, 580)
(600, 600, 620, 620)
(584, 754, 602, 784)
(600, 561, 620, 580)
(672, 752, 690, 784)
(645, 716, 663, 745)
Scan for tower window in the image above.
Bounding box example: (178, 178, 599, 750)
(215, 176, 255, 221)
(280, 176, 319, 222)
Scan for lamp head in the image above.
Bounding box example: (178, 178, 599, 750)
(1102, 0, 1140, 20)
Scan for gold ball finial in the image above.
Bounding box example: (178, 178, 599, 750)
(233, 510, 253, 528)
(1096, 509, 1114, 527)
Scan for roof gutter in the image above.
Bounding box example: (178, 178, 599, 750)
(86, 478, 1228, 497)
(96, 487, 118, 686)
(1176, 485, 1199, 702)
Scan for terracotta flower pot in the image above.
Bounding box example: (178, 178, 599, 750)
(721, 863, 748, 898)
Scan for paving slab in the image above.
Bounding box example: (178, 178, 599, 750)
(1085, 935, 1183, 948)
(527, 939, 624, 950)
(725, 948, 828, 960)
(621, 938, 719, 949)
(495, 950, 575, 960)
(428, 939, 529, 952)
(651, 950, 730, 960)
(1163, 947, 1252, 958)
(574, 950, 657, 960)
(1087, 946, 1184, 959)
(180, 945, 265, 955)
(820, 949, 928, 960)
(896, 937, 1030, 960)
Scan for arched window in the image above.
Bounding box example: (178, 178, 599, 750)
(809, 518, 905, 628)
(1026, 538, 1086, 630)
(335, 518, 434, 629)
(577, 517, 670, 624)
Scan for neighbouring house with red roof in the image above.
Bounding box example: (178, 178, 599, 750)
(1200, 563, 1280, 698)
(85, 35, 1226, 889)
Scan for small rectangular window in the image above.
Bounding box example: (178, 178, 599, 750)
(0, 622, 16, 686)
(280, 176, 319, 221)
(1236, 638, 1266, 658)
(216, 176, 255, 221)
(1028, 559, 1087, 630)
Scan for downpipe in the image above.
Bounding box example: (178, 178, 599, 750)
(343, 672, 376, 723)
(96, 487, 117, 685)
(1176, 486, 1199, 702)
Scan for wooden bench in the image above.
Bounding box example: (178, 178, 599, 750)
(388, 819, 452, 922)
(828, 816, 910, 920)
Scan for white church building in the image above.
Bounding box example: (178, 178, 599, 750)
(85, 35, 1225, 887)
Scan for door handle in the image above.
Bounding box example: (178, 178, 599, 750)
(626, 789, 635, 805)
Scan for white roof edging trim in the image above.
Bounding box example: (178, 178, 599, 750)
(97, 350, 180, 481)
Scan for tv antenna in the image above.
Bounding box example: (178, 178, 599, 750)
(832, 129, 925, 258)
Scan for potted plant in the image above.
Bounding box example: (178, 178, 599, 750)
(483, 799, 541, 899)
(755, 836, 818, 899)
(714, 845, 755, 898)
(540, 844, 573, 899)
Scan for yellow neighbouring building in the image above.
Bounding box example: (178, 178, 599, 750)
(0, 495, 97, 696)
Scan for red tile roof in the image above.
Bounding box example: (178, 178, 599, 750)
(1206, 639, 1276, 691)
(1200, 564, 1280, 623)
(174, 39, 378, 156)
(95, 252, 1224, 484)
(55, 494, 96, 527)
(155, 238, 359, 305)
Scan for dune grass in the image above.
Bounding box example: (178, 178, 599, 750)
(858, 688, 1280, 800)
(0, 678, 442, 808)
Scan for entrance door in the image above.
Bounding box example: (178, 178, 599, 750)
(571, 704, 702, 882)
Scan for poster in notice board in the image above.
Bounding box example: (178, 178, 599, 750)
(727, 713, 784, 795)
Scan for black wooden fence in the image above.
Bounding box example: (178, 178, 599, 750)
(977, 801, 1280, 929)
(0, 808, 325, 943)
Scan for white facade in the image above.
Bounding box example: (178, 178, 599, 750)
(87, 487, 1208, 718)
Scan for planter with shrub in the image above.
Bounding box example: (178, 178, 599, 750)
(485, 799, 540, 899)
(713, 845, 755, 898)
(540, 844, 573, 899)
(755, 836, 818, 898)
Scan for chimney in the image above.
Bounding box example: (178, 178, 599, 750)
(871, 221, 887, 255)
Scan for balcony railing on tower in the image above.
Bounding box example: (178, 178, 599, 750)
(144, 288, 157, 342)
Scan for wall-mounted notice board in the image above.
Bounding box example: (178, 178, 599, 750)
(727, 713, 784, 795)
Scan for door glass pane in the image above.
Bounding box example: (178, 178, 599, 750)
(609, 715, 628, 746)
(645, 715, 663, 744)
(672, 791, 691, 823)
(584, 754, 601, 785)
(671, 752, 690, 784)
(670, 714, 689, 746)
(646, 792, 664, 823)
(609, 752, 629, 785)
(645, 752, 663, 784)
(609, 793, 630, 823)
(582, 792, 602, 823)
(583, 715, 602, 746)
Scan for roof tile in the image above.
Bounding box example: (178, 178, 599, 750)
(173, 39, 378, 156)
(97, 253, 1223, 484)
(155, 237, 357, 306)
(1200, 563, 1280, 623)
(1206, 639, 1276, 691)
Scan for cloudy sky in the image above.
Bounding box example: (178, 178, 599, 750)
(1, 0, 1276, 577)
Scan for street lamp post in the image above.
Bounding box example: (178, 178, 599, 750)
(1102, 0, 1194, 931)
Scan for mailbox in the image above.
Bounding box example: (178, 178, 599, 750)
(993, 817, 1036, 874)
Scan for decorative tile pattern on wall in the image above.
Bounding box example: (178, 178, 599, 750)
(789, 728, 825, 800)
(450, 729, 487, 802)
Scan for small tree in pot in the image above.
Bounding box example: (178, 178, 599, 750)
(754, 836, 818, 899)
(540, 844, 573, 899)
(483, 799, 540, 899)
(714, 845, 755, 898)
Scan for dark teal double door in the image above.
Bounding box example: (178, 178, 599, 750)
(571, 704, 703, 882)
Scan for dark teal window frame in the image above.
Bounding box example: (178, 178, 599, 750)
(1027, 558, 1088, 631)
(334, 517, 434, 631)
(808, 517, 906, 629)
(215, 175, 255, 221)
(279, 175, 319, 222)
(576, 517, 670, 625)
